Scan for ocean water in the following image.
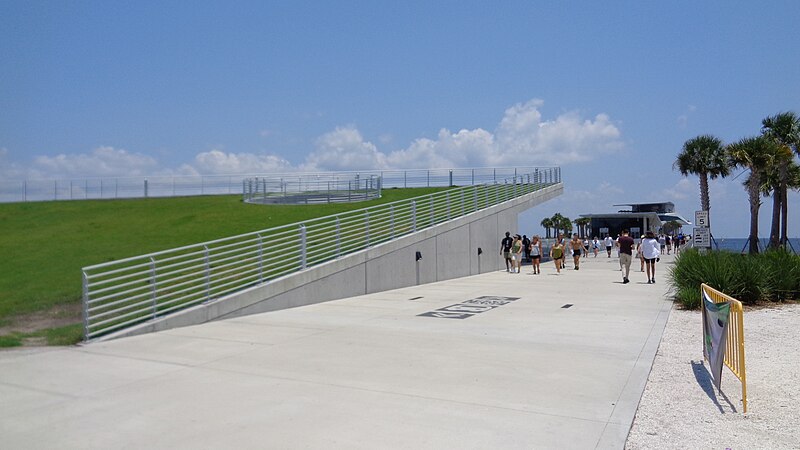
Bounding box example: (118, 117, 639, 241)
(712, 238, 800, 253)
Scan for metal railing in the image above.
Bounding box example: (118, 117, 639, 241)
(81, 168, 561, 340)
(243, 174, 382, 204)
(2, 166, 556, 203)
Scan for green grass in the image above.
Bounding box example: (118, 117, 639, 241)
(0, 187, 450, 344)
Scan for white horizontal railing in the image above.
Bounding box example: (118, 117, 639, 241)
(3, 167, 547, 203)
(81, 167, 561, 340)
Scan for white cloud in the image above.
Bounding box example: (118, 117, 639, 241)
(302, 126, 388, 171)
(661, 178, 695, 200)
(0, 148, 28, 179)
(319, 99, 624, 170)
(190, 149, 293, 174)
(3, 99, 626, 179)
(29, 147, 161, 178)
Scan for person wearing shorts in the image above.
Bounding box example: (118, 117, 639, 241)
(511, 235, 523, 274)
(570, 234, 583, 270)
(604, 235, 614, 258)
(550, 240, 565, 274)
(529, 235, 543, 274)
(641, 230, 661, 284)
(500, 231, 513, 272)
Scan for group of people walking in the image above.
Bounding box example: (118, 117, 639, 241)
(500, 230, 663, 283)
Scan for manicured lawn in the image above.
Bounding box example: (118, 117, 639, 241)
(0, 187, 449, 345)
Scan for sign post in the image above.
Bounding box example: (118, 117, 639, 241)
(694, 210, 711, 249)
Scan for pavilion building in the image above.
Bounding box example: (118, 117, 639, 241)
(580, 202, 691, 238)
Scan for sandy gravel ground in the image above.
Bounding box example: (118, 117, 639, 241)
(626, 302, 800, 449)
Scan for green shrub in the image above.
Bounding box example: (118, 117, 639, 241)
(668, 248, 800, 308)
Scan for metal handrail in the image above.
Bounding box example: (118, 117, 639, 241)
(81, 167, 561, 340)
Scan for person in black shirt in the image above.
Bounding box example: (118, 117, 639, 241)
(617, 229, 635, 284)
(522, 235, 531, 262)
(500, 231, 513, 272)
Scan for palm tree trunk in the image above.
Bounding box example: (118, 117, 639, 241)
(769, 186, 781, 249)
(699, 173, 710, 212)
(747, 179, 761, 254)
(780, 184, 789, 248)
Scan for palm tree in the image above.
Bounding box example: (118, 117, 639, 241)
(574, 217, 591, 238)
(674, 135, 730, 220)
(559, 216, 573, 236)
(761, 111, 800, 248)
(758, 154, 796, 248)
(662, 220, 681, 236)
(540, 217, 553, 239)
(550, 213, 565, 237)
(727, 136, 783, 254)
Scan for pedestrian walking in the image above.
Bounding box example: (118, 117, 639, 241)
(500, 231, 513, 272)
(512, 235, 523, 273)
(617, 229, 635, 284)
(641, 230, 661, 284)
(550, 239, 565, 274)
(529, 235, 543, 274)
(570, 234, 583, 270)
(604, 235, 614, 258)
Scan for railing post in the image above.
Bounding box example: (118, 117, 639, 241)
(144, 179, 149, 198)
(412, 200, 417, 232)
(365, 211, 371, 245)
(336, 217, 341, 257)
(257, 233, 264, 282)
(150, 256, 158, 317)
(82, 270, 90, 340)
(300, 225, 307, 269)
(427, 170, 430, 187)
(390, 205, 395, 238)
(203, 245, 211, 301)
(449, 170, 453, 187)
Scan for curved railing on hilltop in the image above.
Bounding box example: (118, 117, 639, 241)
(81, 167, 561, 340)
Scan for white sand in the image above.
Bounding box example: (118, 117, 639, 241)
(626, 303, 800, 449)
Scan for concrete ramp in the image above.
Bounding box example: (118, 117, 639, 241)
(0, 251, 673, 449)
(100, 183, 563, 341)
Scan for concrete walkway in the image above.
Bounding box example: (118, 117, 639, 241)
(1, 252, 674, 449)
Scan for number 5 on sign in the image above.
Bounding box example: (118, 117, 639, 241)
(695, 210, 709, 227)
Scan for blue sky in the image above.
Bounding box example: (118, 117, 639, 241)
(2, 1, 800, 238)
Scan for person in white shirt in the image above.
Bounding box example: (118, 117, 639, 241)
(641, 230, 661, 284)
(603, 235, 614, 258)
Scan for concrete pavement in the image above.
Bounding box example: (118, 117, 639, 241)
(1, 252, 674, 449)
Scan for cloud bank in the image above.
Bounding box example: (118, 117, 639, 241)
(1, 99, 624, 179)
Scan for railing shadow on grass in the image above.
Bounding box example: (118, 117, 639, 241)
(690, 360, 738, 413)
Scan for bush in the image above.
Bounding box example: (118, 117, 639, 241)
(668, 248, 800, 309)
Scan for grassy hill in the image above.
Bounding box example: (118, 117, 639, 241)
(0, 187, 449, 347)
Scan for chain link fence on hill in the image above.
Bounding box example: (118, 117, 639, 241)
(0, 167, 559, 203)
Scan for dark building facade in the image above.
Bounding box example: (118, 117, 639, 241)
(580, 202, 691, 238)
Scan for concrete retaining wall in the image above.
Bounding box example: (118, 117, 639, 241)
(98, 183, 563, 341)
